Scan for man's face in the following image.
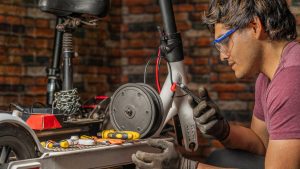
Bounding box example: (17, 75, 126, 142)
(214, 24, 261, 79)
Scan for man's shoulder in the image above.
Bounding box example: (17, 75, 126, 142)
(281, 41, 300, 67)
(268, 66, 300, 101)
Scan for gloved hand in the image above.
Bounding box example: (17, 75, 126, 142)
(131, 139, 198, 169)
(190, 87, 230, 141)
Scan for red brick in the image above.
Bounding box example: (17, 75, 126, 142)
(0, 16, 5, 23)
(129, 6, 145, 14)
(212, 83, 247, 92)
(0, 95, 19, 107)
(26, 86, 46, 95)
(214, 65, 233, 72)
(35, 19, 49, 28)
(194, 58, 209, 65)
(124, 49, 153, 57)
(190, 66, 211, 74)
(22, 18, 35, 26)
(22, 96, 46, 105)
(174, 5, 194, 12)
(36, 49, 51, 57)
(238, 93, 254, 101)
(219, 92, 237, 100)
(145, 6, 160, 13)
(124, 0, 153, 6)
(34, 39, 50, 49)
(195, 37, 211, 47)
(175, 13, 188, 21)
(21, 77, 46, 86)
(219, 73, 236, 82)
(184, 57, 194, 65)
(0, 66, 22, 75)
(0, 5, 26, 16)
(6, 16, 21, 25)
(129, 57, 146, 65)
(195, 4, 209, 11)
(1, 76, 21, 84)
(296, 16, 300, 25)
(111, 0, 122, 6)
(35, 28, 54, 38)
(190, 12, 203, 22)
(177, 22, 192, 31)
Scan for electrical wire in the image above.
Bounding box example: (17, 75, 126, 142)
(144, 54, 154, 84)
(166, 61, 173, 84)
(156, 49, 162, 93)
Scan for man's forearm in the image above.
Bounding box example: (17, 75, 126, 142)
(197, 162, 235, 169)
(221, 124, 266, 155)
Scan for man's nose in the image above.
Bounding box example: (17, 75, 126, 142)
(220, 52, 229, 61)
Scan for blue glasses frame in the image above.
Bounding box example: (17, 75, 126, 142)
(213, 27, 238, 44)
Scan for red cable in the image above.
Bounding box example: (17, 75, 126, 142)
(94, 96, 109, 100)
(156, 49, 161, 93)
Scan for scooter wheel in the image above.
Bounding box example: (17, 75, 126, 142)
(0, 123, 36, 167)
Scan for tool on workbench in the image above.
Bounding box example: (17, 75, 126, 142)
(80, 135, 97, 140)
(95, 138, 125, 145)
(101, 130, 140, 140)
(78, 139, 96, 145)
(41, 140, 70, 149)
(77, 135, 97, 145)
(59, 140, 70, 148)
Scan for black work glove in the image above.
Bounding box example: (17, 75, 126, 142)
(131, 139, 198, 169)
(189, 87, 230, 141)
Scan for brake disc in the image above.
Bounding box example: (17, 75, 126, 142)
(137, 83, 164, 136)
(110, 83, 163, 138)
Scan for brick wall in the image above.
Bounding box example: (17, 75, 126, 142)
(0, 0, 122, 107)
(0, 0, 299, 125)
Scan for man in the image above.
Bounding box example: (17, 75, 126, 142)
(132, 0, 300, 168)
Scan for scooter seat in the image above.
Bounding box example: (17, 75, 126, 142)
(38, 0, 110, 18)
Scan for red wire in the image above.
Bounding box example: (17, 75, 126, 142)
(156, 49, 161, 93)
(94, 96, 109, 100)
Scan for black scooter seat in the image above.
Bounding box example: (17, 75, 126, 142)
(39, 0, 110, 17)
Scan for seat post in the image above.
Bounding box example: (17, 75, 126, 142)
(61, 31, 74, 91)
(55, 18, 80, 91)
(46, 17, 63, 106)
(52, 18, 81, 117)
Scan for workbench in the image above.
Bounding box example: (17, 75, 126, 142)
(6, 139, 161, 169)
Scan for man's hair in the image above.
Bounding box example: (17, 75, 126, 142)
(203, 0, 297, 41)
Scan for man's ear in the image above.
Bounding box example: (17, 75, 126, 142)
(249, 16, 267, 40)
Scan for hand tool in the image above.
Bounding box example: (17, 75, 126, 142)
(176, 83, 204, 104)
(95, 138, 125, 145)
(101, 130, 140, 140)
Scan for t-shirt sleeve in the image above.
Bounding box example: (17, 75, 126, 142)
(253, 74, 265, 121)
(268, 67, 300, 140)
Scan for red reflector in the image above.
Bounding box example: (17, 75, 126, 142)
(171, 83, 177, 92)
(26, 114, 62, 130)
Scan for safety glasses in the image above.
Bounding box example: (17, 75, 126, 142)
(213, 28, 238, 55)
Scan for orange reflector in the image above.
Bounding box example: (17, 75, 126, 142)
(171, 83, 177, 92)
(26, 114, 62, 130)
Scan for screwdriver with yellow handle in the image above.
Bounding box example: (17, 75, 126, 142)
(41, 140, 70, 149)
(101, 130, 140, 140)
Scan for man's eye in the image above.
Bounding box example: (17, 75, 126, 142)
(221, 37, 230, 46)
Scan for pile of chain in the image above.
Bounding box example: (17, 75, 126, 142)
(53, 88, 81, 116)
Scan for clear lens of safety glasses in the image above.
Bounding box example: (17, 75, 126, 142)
(214, 43, 229, 55)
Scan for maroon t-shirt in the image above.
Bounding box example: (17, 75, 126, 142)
(254, 41, 300, 140)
